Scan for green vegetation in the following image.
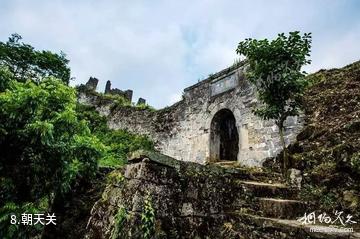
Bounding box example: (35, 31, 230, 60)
(109, 97, 156, 112)
(0, 70, 103, 238)
(106, 170, 125, 185)
(0, 34, 70, 84)
(76, 84, 156, 112)
(292, 61, 360, 218)
(0, 35, 154, 238)
(76, 104, 154, 168)
(111, 206, 128, 239)
(135, 103, 156, 112)
(237, 31, 312, 174)
(141, 192, 155, 239)
(0, 201, 44, 238)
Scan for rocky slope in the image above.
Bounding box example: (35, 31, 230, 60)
(287, 61, 360, 220)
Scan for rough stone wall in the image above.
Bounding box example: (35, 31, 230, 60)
(164, 63, 304, 166)
(85, 152, 258, 239)
(78, 62, 304, 167)
(85, 152, 320, 239)
(137, 97, 146, 105)
(85, 77, 99, 91)
(104, 80, 134, 102)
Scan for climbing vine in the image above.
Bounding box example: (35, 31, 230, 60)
(141, 192, 155, 239)
(111, 206, 128, 239)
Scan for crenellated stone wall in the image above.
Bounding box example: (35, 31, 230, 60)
(78, 62, 304, 167)
(104, 80, 133, 102)
(80, 77, 143, 104)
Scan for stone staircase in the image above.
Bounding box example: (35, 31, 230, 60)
(215, 161, 360, 238)
(86, 152, 360, 239)
(213, 161, 285, 183)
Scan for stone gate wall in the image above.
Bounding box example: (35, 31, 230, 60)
(78, 62, 303, 166)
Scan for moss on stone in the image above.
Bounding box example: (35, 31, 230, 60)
(289, 60, 360, 218)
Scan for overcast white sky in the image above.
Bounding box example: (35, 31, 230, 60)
(1, 0, 359, 108)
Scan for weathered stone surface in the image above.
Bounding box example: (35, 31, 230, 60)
(124, 90, 133, 102)
(287, 168, 302, 189)
(237, 181, 298, 199)
(105, 80, 111, 94)
(85, 152, 357, 239)
(78, 62, 304, 167)
(85, 152, 252, 238)
(258, 198, 306, 219)
(137, 97, 146, 105)
(85, 77, 99, 91)
(104, 80, 133, 101)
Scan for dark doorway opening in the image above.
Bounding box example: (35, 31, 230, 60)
(210, 109, 239, 162)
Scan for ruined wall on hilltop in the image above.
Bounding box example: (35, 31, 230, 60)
(78, 62, 304, 167)
(77, 91, 185, 152)
(79, 77, 144, 105)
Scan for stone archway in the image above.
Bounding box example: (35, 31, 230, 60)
(210, 109, 239, 162)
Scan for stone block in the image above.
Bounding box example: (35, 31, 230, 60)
(137, 97, 146, 105)
(85, 77, 99, 91)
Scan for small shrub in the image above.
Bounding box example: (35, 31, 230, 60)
(106, 171, 125, 185)
(136, 103, 156, 112)
(111, 206, 128, 239)
(141, 192, 155, 239)
(76, 105, 155, 168)
(351, 152, 360, 174)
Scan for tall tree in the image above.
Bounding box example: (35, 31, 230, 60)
(0, 33, 71, 84)
(236, 31, 312, 173)
(0, 68, 103, 238)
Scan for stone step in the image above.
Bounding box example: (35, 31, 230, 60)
(237, 180, 298, 199)
(213, 161, 238, 166)
(213, 162, 286, 183)
(234, 213, 360, 239)
(249, 171, 285, 184)
(257, 197, 306, 219)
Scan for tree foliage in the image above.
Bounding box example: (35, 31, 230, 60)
(0, 34, 153, 238)
(0, 34, 70, 84)
(0, 68, 103, 237)
(76, 104, 154, 168)
(237, 31, 312, 172)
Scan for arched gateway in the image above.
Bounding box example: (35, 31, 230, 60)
(210, 109, 239, 162)
(87, 62, 303, 166)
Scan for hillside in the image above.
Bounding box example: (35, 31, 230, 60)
(289, 61, 360, 218)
